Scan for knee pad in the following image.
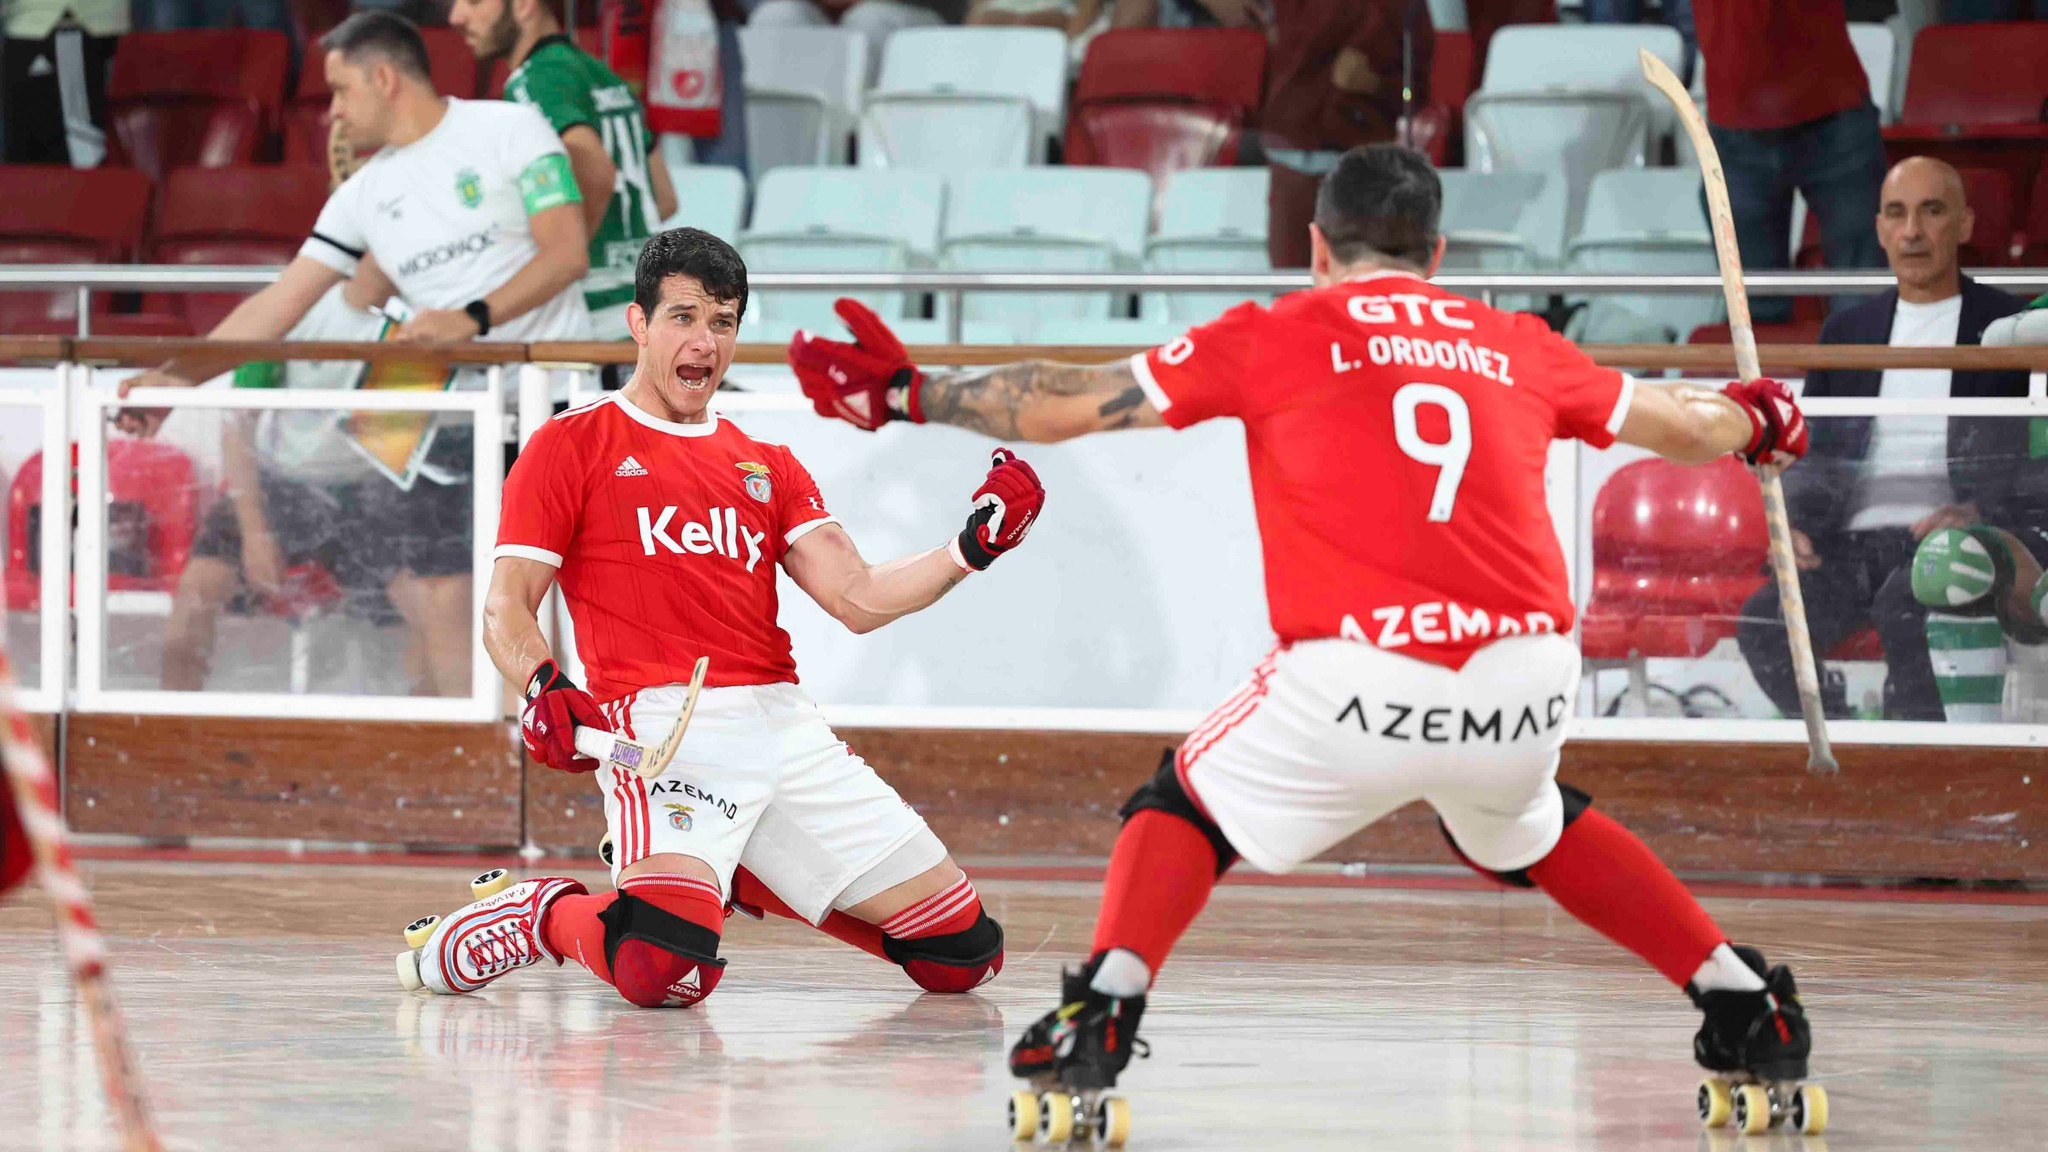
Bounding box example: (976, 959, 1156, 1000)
(882, 910, 1005, 993)
(598, 890, 727, 1008)
(1118, 747, 1240, 876)
(1439, 782, 1592, 888)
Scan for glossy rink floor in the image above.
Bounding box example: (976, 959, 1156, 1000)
(2, 862, 2045, 1152)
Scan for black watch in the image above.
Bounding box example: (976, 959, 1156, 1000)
(464, 299, 492, 337)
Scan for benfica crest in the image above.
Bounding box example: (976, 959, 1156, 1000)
(737, 461, 772, 503)
(665, 804, 693, 831)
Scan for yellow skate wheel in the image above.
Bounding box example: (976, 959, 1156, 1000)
(1697, 1078, 1733, 1128)
(470, 868, 512, 899)
(403, 914, 441, 950)
(1792, 1085, 1828, 1134)
(1095, 1096, 1131, 1147)
(1733, 1084, 1772, 1134)
(395, 949, 423, 992)
(1007, 1090, 1039, 1142)
(1038, 1092, 1074, 1144)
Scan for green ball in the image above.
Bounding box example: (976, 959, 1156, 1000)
(1913, 527, 1998, 609)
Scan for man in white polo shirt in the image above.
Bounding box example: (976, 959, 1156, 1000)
(121, 9, 590, 407)
(1738, 156, 2034, 721)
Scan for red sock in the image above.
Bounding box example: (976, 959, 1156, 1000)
(541, 875, 727, 994)
(544, 892, 620, 984)
(877, 875, 982, 940)
(731, 867, 890, 960)
(1090, 809, 1222, 975)
(1526, 808, 1726, 986)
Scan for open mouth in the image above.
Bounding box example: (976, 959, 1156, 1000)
(674, 363, 715, 391)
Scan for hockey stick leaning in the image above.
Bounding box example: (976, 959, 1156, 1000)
(1639, 49, 1839, 774)
(0, 651, 164, 1152)
(573, 655, 710, 780)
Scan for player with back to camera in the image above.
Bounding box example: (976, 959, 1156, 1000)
(790, 144, 1827, 1139)
(398, 228, 1042, 1010)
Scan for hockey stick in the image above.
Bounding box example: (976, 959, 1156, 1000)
(1639, 50, 1839, 774)
(573, 655, 709, 780)
(0, 651, 164, 1152)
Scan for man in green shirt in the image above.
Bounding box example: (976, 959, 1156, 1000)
(452, 0, 680, 339)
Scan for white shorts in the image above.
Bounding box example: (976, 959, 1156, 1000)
(1179, 634, 1582, 875)
(597, 682, 942, 923)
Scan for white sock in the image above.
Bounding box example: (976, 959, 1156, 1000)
(1089, 948, 1152, 998)
(1690, 943, 1767, 993)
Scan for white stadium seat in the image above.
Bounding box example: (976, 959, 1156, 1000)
(660, 164, 747, 242)
(859, 27, 1067, 168)
(739, 167, 945, 328)
(1143, 168, 1271, 324)
(1564, 168, 1723, 344)
(939, 168, 1151, 342)
(1464, 24, 1684, 241)
(1436, 169, 1566, 313)
(737, 26, 871, 170)
(1849, 22, 1898, 124)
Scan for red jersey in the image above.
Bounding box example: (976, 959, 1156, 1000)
(495, 393, 835, 700)
(1696, 0, 1866, 130)
(1132, 272, 1633, 670)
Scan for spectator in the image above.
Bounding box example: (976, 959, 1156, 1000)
(1737, 157, 2033, 721)
(1463, 0, 1548, 82)
(1263, 0, 1431, 269)
(1694, 0, 1886, 324)
(966, 0, 1091, 31)
(1089, 0, 1255, 30)
(451, 0, 679, 339)
(1583, 0, 1692, 79)
(747, 0, 963, 41)
(1941, 1, 2034, 19)
(1, 0, 124, 165)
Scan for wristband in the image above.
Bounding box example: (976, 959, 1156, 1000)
(465, 299, 492, 337)
(946, 536, 977, 574)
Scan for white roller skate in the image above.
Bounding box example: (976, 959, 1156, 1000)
(395, 869, 587, 995)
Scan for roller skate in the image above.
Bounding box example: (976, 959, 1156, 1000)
(1006, 955, 1146, 1147)
(1690, 946, 1829, 1136)
(394, 868, 587, 995)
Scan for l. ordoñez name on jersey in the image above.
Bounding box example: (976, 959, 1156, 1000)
(396, 227, 496, 278)
(637, 505, 768, 572)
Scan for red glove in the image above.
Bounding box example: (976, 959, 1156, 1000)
(1722, 377, 1808, 468)
(950, 448, 1045, 571)
(521, 659, 608, 773)
(787, 298, 926, 431)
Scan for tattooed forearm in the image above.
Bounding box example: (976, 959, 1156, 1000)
(916, 360, 1152, 441)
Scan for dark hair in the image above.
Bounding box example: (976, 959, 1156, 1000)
(635, 228, 749, 320)
(321, 11, 433, 83)
(1314, 144, 1442, 270)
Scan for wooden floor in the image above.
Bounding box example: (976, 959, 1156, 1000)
(2, 859, 2045, 1151)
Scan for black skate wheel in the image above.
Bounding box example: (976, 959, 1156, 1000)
(1007, 1090, 1037, 1142)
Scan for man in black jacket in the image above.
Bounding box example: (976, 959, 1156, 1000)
(1737, 157, 2033, 720)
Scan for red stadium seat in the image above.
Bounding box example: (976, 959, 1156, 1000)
(108, 30, 290, 178)
(140, 166, 330, 334)
(1431, 30, 1473, 164)
(1688, 318, 1828, 350)
(1065, 28, 1267, 175)
(285, 27, 481, 163)
(2022, 170, 2048, 264)
(1956, 167, 2018, 266)
(1884, 22, 2048, 214)
(4, 440, 199, 611)
(0, 165, 153, 335)
(1580, 457, 1769, 665)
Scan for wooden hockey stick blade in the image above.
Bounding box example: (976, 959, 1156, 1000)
(1639, 49, 1838, 774)
(638, 657, 711, 781)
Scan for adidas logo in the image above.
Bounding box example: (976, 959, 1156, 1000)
(615, 455, 648, 477)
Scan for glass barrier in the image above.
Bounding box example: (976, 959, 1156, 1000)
(72, 369, 501, 722)
(0, 371, 66, 709)
(1575, 408, 2048, 727)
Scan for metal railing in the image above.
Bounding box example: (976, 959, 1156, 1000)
(10, 265, 2048, 339)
